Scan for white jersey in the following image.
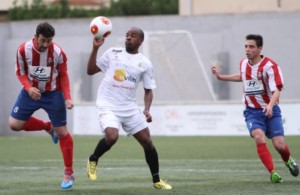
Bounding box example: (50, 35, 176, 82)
(95, 47, 156, 113)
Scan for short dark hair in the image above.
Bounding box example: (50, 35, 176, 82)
(137, 28, 144, 40)
(246, 34, 263, 47)
(130, 27, 144, 40)
(36, 22, 55, 38)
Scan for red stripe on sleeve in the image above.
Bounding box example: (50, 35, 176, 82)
(58, 62, 71, 100)
(57, 49, 71, 100)
(270, 60, 283, 91)
(16, 43, 26, 77)
(16, 43, 32, 91)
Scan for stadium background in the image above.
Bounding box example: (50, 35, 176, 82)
(1, 1, 300, 135)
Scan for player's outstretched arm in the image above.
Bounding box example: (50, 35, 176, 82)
(211, 66, 242, 82)
(86, 38, 104, 75)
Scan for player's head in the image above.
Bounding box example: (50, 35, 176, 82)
(246, 34, 263, 48)
(245, 34, 263, 60)
(125, 27, 144, 54)
(34, 22, 55, 52)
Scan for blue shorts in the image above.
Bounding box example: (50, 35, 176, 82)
(10, 89, 67, 127)
(243, 105, 284, 139)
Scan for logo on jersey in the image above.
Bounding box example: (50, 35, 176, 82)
(29, 65, 51, 81)
(113, 69, 136, 83)
(247, 81, 257, 87)
(114, 69, 126, 81)
(33, 67, 45, 73)
(244, 79, 264, 96)
(112, 49, 122, 53)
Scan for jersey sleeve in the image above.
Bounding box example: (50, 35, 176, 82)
(57, 51, 71, 100)
(267, 64, 284, 92)
(142, 61, 156, 90)
(239, 59, 246, 80)
(16, 43, 32, 91)
(96, 48, 111, 73)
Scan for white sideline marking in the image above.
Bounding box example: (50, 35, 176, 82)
(0, 159, 262, 162)
(0, 166, 264, 173)
(0, 159, 283, 173)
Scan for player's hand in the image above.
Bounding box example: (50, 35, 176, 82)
(143, 110, 152, 123)
(27, 87, 41, 100)
(93, 37, 105, 48)
(211, 66, 220, 77)
(263, 104, 273, 118)
(65, 99, 74, 110)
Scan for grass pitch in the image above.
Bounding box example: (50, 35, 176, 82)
(0, 135, 300, 195)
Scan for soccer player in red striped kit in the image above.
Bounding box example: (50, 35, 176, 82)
(8, 22, 74, 189)
(211, 34, 298, 183)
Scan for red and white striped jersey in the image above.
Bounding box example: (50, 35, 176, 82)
(15, 38, 71, 99)
(239, 56, 283, 108)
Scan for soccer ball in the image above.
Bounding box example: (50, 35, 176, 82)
(90, 16, 112, 39)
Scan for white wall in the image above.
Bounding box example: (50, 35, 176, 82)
(1, 12, 300, 134)
(73, 103, 300, 136)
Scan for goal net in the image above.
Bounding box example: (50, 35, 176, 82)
(139, 30, 216, 103)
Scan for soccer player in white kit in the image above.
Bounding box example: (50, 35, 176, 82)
(86, 27, 172, 190)
(211, 34, 298, 183)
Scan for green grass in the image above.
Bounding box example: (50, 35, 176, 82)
(0, 135, 300, 195)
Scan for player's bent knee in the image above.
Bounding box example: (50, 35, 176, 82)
(8, 117, 23, 131)
(106, 136, 118, 146)
(274, 142, 286, 152)
(55, 126, 69, 138)
(9, 123, 22, 131)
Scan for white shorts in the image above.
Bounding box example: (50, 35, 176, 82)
(97, 108, 148, 135)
